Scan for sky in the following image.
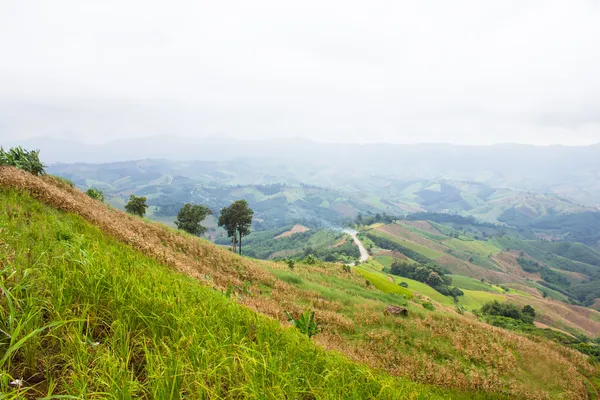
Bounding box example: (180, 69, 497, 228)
(1, 0, 600, 146)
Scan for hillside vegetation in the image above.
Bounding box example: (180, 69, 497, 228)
(0, 166, 598, 399)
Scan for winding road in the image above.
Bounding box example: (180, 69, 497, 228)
(343, 229, 369, 263)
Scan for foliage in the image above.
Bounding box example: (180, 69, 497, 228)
(399, 281, 409, 288)
(480, 301, 535, 324)
(0, 146, 46, 176)
(124, 194, 148, 217)
(355, 212, 396, 226)
(304, 254, 318, 265)
(175, 203, 212, 235)
(285, 259, 296, 270)
(389, 261, 463, 299)
(218, 200, 254, 255)
(516, 257, 541, 273)
(422, 302, 435, 311)
(285, 309, 320, 338)
(365, 232, 434, 265)
(86, 187, 104, 202)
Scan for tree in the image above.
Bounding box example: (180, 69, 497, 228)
(522, 305, 536, 320)
(218, 200, 254, 255)
(175, 203, 212, 235)
(86, 187, 104, 202)
(125, 195, 148, 217)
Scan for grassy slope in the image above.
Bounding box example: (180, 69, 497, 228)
(0, 189, 473, 399)
(0, 167, 597, 399)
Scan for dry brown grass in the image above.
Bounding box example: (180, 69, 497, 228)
(274, 224, 310, 239)
(1, 167, 598, 399)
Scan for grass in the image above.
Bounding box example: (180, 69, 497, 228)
(450, 275, 505, 293)
(444, 238, 501, 257)
(1, 167, 597, 399)
(369, 230, 445, 260)
(0, 188, 460, 399)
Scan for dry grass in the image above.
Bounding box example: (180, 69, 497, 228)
(1, 167, 598, 399)
(274, 224, 310, 239)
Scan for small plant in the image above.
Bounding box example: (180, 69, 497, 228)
(422, 302, 435, 311)
(0, 146, 46, 176)
(86, 187, 105, 202)
(304, 254, 318, 265)
(285, 259, 296, 270)
(455, 304, 466, 315)
(342, 265, 352, 273)
(365, 279, 372, 288)
(398, 281, 408, 288)
(285, 308, 320, 338)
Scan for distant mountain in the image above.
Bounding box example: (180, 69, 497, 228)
(12, 136, 600, 206)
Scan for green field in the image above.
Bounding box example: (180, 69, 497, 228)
(444, 238, 502, 256)
(370, 230, 445, 260)
(450, 275, 505, 293)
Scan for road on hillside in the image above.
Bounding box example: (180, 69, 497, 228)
(343, 229, 369, 263)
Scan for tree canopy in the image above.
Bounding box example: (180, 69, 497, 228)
(175, 203, 212, 235)
(125, 195, 148, 217)
(218, 200, 254, 255)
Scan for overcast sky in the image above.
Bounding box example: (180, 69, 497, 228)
(1, 0, 600, 145)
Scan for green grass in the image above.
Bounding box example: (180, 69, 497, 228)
(444, 238, 501, 257)
(449, 275, 505, 293)
(0, 188, 489, 399)
(370, 230, 445, 260)
(354, 268, 414, 299)
(458, 290, 506, 311)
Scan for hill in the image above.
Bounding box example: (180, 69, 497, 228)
(1, 166, 598, 398)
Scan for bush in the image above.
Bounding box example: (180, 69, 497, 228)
(86, 187, 104, 202)
(285, 308, 320, 338)
(285, 259, 296, 270)
(398, 281, 409, 288)
(0, 146, 46, 176)
(304, 254, 318, 265)
(480, 300, 535, 324)
(422, 302, 435, 311)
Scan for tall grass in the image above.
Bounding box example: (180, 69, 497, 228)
(0, 189, 495, 399)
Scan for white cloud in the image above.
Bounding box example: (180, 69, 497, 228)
(1, 0, 599, 145)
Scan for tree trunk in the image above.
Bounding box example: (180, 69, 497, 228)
(239, 232, 242, 255)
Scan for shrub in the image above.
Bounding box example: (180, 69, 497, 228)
(285, 259, 296, 270)
(398, 281, 409, 288)
(285, 308, 320, 338)
(86, 187, 104, 202)
(422, 302, 435, 311)
(304, 254, 318, 265)
(0, 146, 46, 176)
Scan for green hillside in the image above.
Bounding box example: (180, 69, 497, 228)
(0, 188, 485, 399)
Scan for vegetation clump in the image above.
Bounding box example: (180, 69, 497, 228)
(388, 260, 464, 300)
(285, 308, 320, 338)
(480, 301, 535, 324)
(86, 187, 104, 202)
(0, 146, 46, 176)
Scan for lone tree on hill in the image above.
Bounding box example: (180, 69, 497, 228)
(175, 203, 212, 235)
(218, 200, 254, 255)
(125, 195, 148, 217)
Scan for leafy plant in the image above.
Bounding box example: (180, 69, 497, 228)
(0, 146, 46, 176)
(285, 309, 320, 338)
(422, 302, 435, 311)
(86, 187, 104, 202)
(303, 254, 318, 265)
(285, 259, 295, 270)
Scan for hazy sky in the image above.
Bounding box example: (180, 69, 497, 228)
(1, 0, 600, 145)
